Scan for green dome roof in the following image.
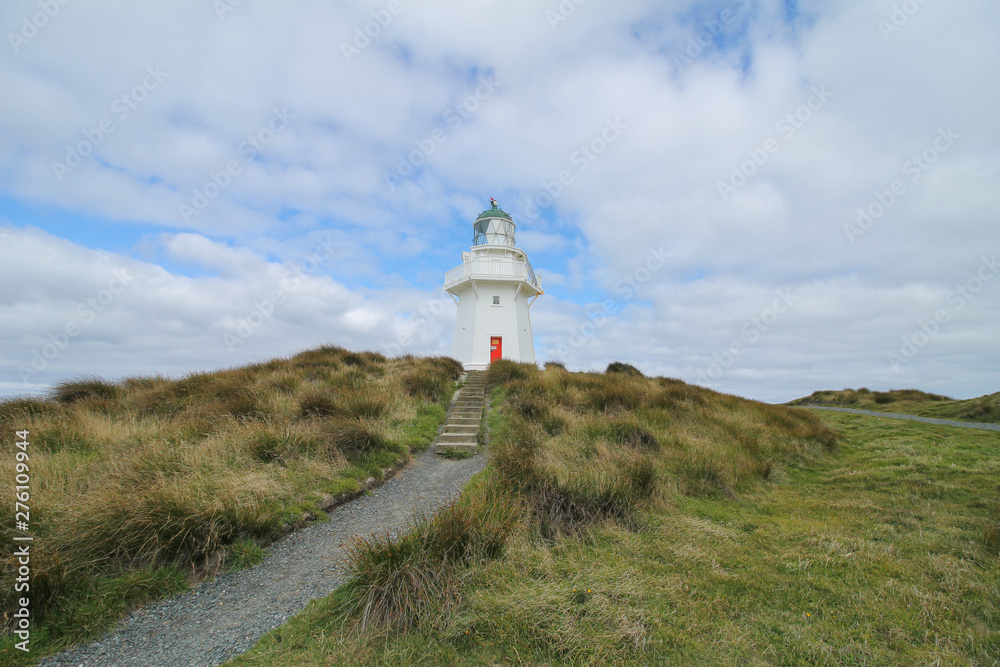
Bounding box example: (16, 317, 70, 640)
(475, 201, 512, 221)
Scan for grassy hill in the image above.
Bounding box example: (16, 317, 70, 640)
(0, 346, 461, 661)
(5, 356, 998, 665)
(787, 388, 1000, 424)
(228, 361, 1000, 666)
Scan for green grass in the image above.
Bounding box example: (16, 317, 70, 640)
(399, 403, 449, 452)
(439, 448, 476, 460)
(0, 346, 459, 664)
(227, 539, 268, 571)
(788, 387, 1000, 424)
(13, 355, 997, 665)
(0, 566, 188, 664)
(236, 365, 1000, 666)
(239, 410, 999, 665)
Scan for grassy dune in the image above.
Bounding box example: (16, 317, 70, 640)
(230, 362, 946, 665)
(0, 346, 460, 660)
(789, 387, 1000, 424)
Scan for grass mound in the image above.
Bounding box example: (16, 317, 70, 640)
(235, 384, 1000, 666)
(483, 361, 835, 534)
(342, 473, 520, 633)
(788, 387, 952, 408)
(0, 345, 459, 657)
(605, 361, 644, 376)
(320, 360, 838, 645)
(790, 388, 1000, 423)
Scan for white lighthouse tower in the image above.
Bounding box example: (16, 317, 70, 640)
(444, 199, 543, 369)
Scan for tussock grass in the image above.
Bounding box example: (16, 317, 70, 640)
(605, 361, 643, 377)
(234, 387, 1000, 666)
(486, 360, 835, 534)
(789, 387, 1000, 423)
(51, 376, 123, 404)
(790, 387, 953, 407)
(287, 359, 838, 655)
(342, 471, 520, 633)
(226, 539, 267, 571)
(439, 448, 475, 460)
(0, 345, 458, 659)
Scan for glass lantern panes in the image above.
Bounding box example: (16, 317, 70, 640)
(473, 218, 516, 246)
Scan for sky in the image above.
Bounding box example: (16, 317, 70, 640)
(1, 0, 997, 404)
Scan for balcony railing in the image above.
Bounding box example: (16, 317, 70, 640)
(444, 259, 541, 292)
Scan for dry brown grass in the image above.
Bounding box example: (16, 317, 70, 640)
(236, 361, 844, 663)
(0, 346, 461, 640)
(342, 472, 521, 634)
(788, 387, 1000, 424)
(486, 359, 837, 534)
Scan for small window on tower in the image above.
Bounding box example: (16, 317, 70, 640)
(492, 296, 500, 305)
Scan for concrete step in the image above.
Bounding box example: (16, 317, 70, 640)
(444, 419, 478, 428)
(435, 375, 487, 455)
(435, 442, 478, 454)
(444, 426, 478, 435)
(438, 432, 479, 444)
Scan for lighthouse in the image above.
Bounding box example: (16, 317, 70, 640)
(444, 200, 543, 370)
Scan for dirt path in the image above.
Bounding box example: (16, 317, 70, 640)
(38, 447, 488, 667)
(798, 405, 1000, 432)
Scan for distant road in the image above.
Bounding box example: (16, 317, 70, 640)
(797, 406, 1000, 432)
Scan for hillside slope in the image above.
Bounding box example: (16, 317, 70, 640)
(231, 363, 1000, 666)
(788, 388, 1000, 423)
(0, 346, 461, 663)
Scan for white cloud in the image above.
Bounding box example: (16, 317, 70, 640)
(1, 0, 997, 402)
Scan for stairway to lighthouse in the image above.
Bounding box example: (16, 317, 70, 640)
(434, 370, 486, 454)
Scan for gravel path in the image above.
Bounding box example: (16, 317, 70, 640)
(38, 446, 488, 667)
(798, 405, 1000, 432)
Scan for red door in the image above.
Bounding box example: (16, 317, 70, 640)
(490, 336, 502, 362)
